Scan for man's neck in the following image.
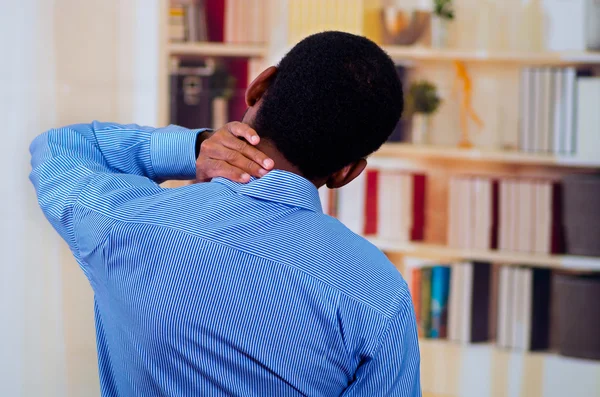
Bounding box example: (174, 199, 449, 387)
(255, 139, 325, 188)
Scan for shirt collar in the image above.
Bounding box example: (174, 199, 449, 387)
(212, 170, 323, 213)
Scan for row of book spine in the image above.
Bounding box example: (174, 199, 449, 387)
(518, 67, 600, 158)
(320, 169, 426, 243)
(447, 176, 561, 254)
(405, 259, 552, 352)
(169, 0, 267, 44)
(287, 0, 364, 44)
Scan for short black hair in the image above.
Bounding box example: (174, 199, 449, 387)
(254, 31, 403, 179)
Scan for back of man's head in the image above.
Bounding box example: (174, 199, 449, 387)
(253, 31, 403, 180)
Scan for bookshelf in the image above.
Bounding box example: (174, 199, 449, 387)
(383, 46, 600, 65)
(373, 143, 600, 168)
(369, 239, 600, 272)
(419, 338, 600, 397)
(168, 42, 268, 58)
(163, 1, 600, 396)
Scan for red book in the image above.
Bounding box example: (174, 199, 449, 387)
(363, 169, 379, 236)
(227, 59, 249, 122)
(491, 179, 500, 250)
(205, 0, 225, 42)
(411, 174, 426, 241)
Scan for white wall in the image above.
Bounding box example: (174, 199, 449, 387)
(0, 1, 162, 395)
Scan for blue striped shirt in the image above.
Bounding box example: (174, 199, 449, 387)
(29, 122, 420, 396)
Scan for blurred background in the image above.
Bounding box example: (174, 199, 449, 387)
(2, 0, 599, 396)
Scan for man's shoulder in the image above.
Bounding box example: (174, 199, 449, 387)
(283, 212, 409, 318)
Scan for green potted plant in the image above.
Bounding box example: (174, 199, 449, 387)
(432, 0, 454, 48)
(407, 80, 441, 144)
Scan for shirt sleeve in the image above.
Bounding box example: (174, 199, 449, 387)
(29, 121, 207, 260)
(342, 297, 421, 397)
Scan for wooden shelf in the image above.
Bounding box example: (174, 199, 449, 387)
(169, 42, 267, 58)
(418, 338, 600, 396)
(382, 46, 600, 65)
(368, 239, 600, 271)
(373, 143, 600, 168)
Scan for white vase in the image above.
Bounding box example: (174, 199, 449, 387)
(412, 114, 430, 145)
(431, 16, 449, 48)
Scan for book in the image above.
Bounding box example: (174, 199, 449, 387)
(542, 0, 600, 51)
(575, 77, 600, 161)
(363, 169, 379, 236)
(430, 266, 451, 338)
(519, 68, 532, 152)
(461, 262, 491, 343)
(447, 263, 462, 342)
(420, 267, 432, 338)
(337, 170, 367, 234)
(169, 62, 213, 128)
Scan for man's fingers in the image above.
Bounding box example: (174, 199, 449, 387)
(202, 143, 268, 178)
(221, 134, 274, 170)
(203, 159, 251, 183)
(226, 122, 260, 145)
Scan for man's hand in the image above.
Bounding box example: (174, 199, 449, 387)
(196, 122, 274, 183)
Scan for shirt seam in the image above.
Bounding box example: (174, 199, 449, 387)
(79, 200, 396, 319)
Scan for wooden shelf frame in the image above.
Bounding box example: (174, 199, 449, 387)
(373, 143, 600, 168)
(168, 42, 268, 58)
(368, 239, 600, 271)
(382, 46, 600, 65)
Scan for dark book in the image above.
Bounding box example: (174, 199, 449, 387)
(551, 182, 565, 254)
(556, 273, 600, 360)
(529, 268, 552, 351)
(170, 62, 213, 129)
(410, 174, 426, 241)
(490, 180, 500, 250)
(469, 261, 491, 343)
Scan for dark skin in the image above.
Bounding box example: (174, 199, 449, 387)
(196, 66, 367, 190)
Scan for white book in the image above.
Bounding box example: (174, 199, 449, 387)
(497, 266, 509, 348)
(377, 172, 391, 240)
(461, 262, 474, 343)
(533, 182, 553, 254)
(517, 182, 533, 253)
(318, 186, 330, 216)
(513, 268, 525, 350)
(224, 0, 235, 43)
(575, 77, 600, 160)
(337, 171, 366, 235)
(250, 0, 261, 43)
(447, 178, 459, 248)
(531, 69, 542, 152)
(520, 68, 532, 151)
(463, 178, 473, 249)
(403, 174, 414, 240)
(552, 69, 566, 154)
(564, 68, 577, 153)
(507, 267, 517, 349)
(540, 68, 554, 153)
(390, 173, 407, 242)
(508, 180, 518, 252)
(448, 262, 462, 342)
(543, 0, 600, 51)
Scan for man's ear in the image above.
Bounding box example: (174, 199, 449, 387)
(326, 159, 368, 189)
(245, 66, 278, 106)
